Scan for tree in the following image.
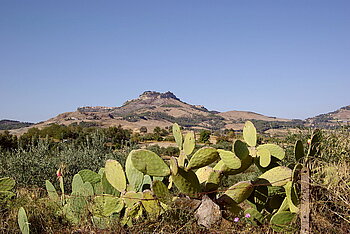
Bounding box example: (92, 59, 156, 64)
(199, 130, 211, 143)
(140, 126, 147, 133)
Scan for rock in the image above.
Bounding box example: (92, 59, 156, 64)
(195, 195, 222, 228)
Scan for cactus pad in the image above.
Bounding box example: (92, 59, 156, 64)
(257, 148, 271, 167)
(169, 157, 178, 175)
(122, 191, 143, 207)
(172, 123, 183, 149)
(18, 207, 29, 234)
(224, 181, 254, 204)
(152, 180, 172, 204)
(78, 169, 101, 184)
(195, 166, 214, 184)
(233, 140, 249, 159)
(105, 160, 127, 193)
(270, 211, 296, 232)
(125, 153, 144, 192)
(218, 149, 241, 169)
(187, 147, 219, 170)
(183, 131, 195, 155)
(257, 144, 285, 160)
(0, 177, 15, 191)
(243, 121, 257, 147)
(172, 167, 201, 198)
(141, 190, 161, 219)
(256, 166, 292, 187)
(284, 181, 299, 213)
(92, 195, 124, 217)
(130, 149, 170, 177)
(45, 180, 59, 202)
(294, 140, 304, 162)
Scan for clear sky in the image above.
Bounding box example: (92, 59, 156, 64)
(1, 1, 349, 123)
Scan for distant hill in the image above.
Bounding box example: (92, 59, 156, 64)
(306, 105, 350, 128)
(7, 91, 349, 135)
(0, 120, 34, 130)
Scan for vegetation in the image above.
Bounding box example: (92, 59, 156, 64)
(0, 121, 349, 233)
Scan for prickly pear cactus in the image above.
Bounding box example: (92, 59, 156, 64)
(172, 168, 201, 198)
(130, 149, 170, 177)
(105, 160, 127, 193)
(172, 123, 183, 150)
(256, 166, 292, 187)
(18, 207, 29, 234)
(243, 121, 257, 147)
(45, 180, 59, 203)
(183, 131, 195, 155)
(125, 153, 144, 192)
(186, 147, 219, 170)
(0, 177, 15, 191)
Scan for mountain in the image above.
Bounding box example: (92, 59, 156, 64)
(11, 91, 299, 134)
(306, 105, 350, 128)
(0, 120, 34, 130)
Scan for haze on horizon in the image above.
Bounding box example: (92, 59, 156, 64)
(1, 1, 349, 123)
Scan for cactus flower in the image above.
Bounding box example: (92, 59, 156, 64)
(234, 217, 240, 222)
(56, 168, 62, 177)
(307, 139, 311, 145)
(245, 213, 251, 218)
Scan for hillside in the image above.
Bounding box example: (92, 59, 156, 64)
(10, 91, 303, 134)
(0, 120, 33, 130)
(306, 105, 350, 128)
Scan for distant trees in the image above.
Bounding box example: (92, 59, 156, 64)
(199, 130, 211, 143)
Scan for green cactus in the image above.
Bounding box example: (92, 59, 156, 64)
(294, 140, 305, 162)
(243, 121, 257, 147)
(244, 208, 264, 224)
(183, 131, 195, 155)
(218, 149, 241, 169)
(105, 159, 127, 193)
(130, 149, 170, 177)
(125, 153, 144, 192)
(0, 177, 15, 191)
(178, 151, 188, 167)
(172, 167, 201, 198)
(172, 123, 183, 150)
(18, 207, 29, 234)
(141, 190, 162, 219)
(308, 129, 321, 157)
(224, 181, 254, 204)
(78, 169, 103, 194)
(257, 144, 285, 160)
(256, 166, 292, 187)
(284, 181, 299, 213)
(233, 140, 250, 159)
(78, 169, 101, 184)
(270, 211, 296, 232)
(100, 169, 120, 196)
(169, 157, 179, 175)
(257, 148, 271, 168)
(72, 174, 85, 193)
(91, 195, 124, 217)
(45, 180, 59, 203)
(205, 170, 223, 192)
(186, 147, 219, 170)
(152, 180, 172, 204)
(122, 191, 143, 207)
(195, 166, 214, 184)
(141, 175, 152, 190)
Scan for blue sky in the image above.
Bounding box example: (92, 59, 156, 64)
(1, 1, 349, 122)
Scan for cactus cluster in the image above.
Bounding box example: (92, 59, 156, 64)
(43, 121, 315, 232)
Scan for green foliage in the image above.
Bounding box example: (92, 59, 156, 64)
(18, 207, 30, 234)
(199, 130, 211, 143)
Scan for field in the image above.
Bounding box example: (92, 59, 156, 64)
(0, 122, 349, 233)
